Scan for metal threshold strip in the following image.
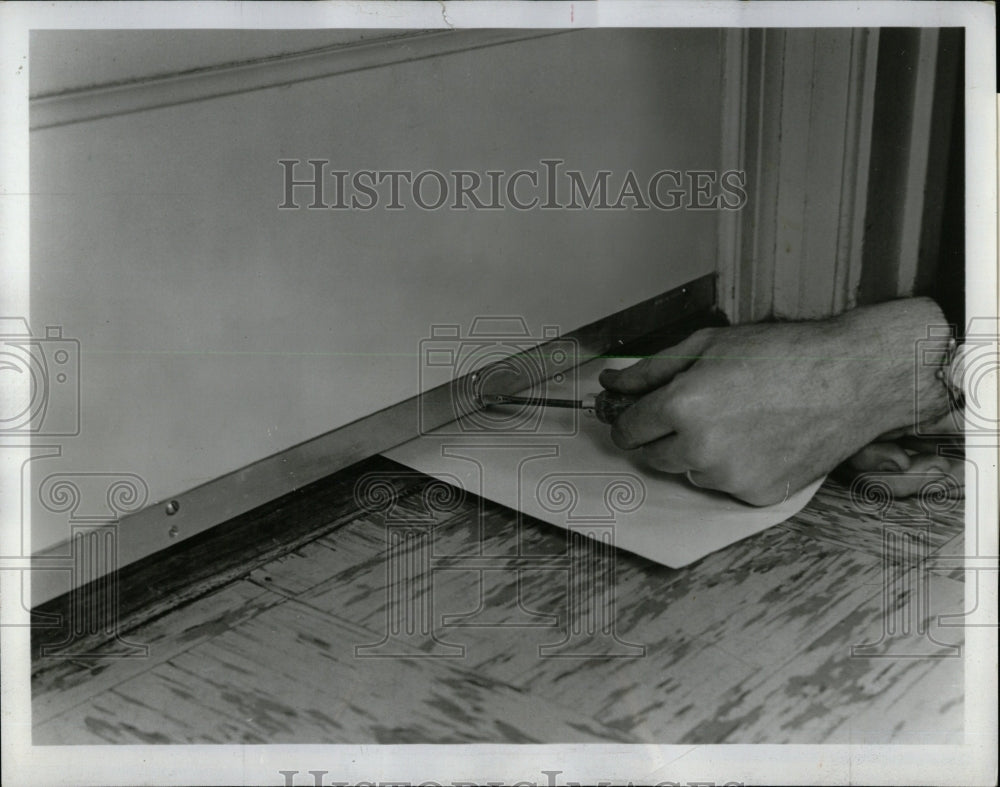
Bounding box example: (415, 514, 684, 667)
(31, 274, 717, 607)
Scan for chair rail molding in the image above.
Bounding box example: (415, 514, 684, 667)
(30, 29, 565, 131)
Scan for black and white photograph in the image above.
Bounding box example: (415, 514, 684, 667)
(0, 2, 996, 786)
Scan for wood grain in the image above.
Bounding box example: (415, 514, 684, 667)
(35, 599, 633, 744)
(33, 468, 966, 745)
(679, 567, 965, 744)
(32, 579, 283, 727)
(776, 477, 964, 563)
(31, 455, 427, 669)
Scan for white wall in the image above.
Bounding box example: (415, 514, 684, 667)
(29, 29, 722, 552)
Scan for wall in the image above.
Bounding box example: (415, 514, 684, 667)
(28, 29, 722, 555)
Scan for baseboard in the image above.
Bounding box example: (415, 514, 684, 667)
(30, 274, 718, 608)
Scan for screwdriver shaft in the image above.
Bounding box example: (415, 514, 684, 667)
(479, 394, 583, 409)
(479, 390, 638, 424)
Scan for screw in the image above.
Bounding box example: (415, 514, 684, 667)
(165, 500, 179, 516)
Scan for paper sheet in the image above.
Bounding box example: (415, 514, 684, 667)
(387, 357, 823, 567)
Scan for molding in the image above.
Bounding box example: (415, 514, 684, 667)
(31, 275, 717, 606)
(894, 28, 941, 296)
(30, 29, 568, 131)
(716, 29, 748, 323)
(833, 28, 880, 314)
(720, 29, 880, 323)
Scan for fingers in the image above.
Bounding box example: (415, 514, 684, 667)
(844, 447, 965, 500)
(685, 469, 710, 489)
(603, 330, 716, 450)
(599, 329, 714, 395)
(610, 384, 682, 449)
(868, 457, 965, 499)
(637, 434, 687, 473)
(848, 442, 912, 473)
(641, 440, 737, 498)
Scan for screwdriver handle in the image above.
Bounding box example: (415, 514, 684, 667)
(591, 390, 640, 425)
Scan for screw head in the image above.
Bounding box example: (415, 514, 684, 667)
(165, 500, 179, 516)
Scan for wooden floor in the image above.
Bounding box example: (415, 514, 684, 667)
(32, 457, 966, 744)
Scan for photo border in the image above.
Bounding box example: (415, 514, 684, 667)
(1, 2, 995, 785)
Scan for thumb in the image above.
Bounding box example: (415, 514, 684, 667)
(599, 329, 714, 394)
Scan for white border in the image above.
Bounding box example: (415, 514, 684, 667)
(1, 3, 996, 786)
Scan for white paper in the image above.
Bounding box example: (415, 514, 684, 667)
(388, 356, 824, 567)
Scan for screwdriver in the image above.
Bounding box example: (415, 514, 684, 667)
(477, 390, 640, 425)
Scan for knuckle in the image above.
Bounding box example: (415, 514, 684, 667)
(641, 442, 682, 473)
(697, 460, 746, 493)
(683, 438, 713, 469)
(657, 394, 688, 426)
(634, 359, 656, 387)
(655, 396, 680, 424)
(672, 422, 717, 469)
(690, 326, 717, 351)
(663, 376, 701, 419)
(735, 485, 783, 507)
(642, 449, 671, 472)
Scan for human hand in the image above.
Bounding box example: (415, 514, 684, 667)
(841, 409, 965, 499)
(600, 298, 952, 506)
